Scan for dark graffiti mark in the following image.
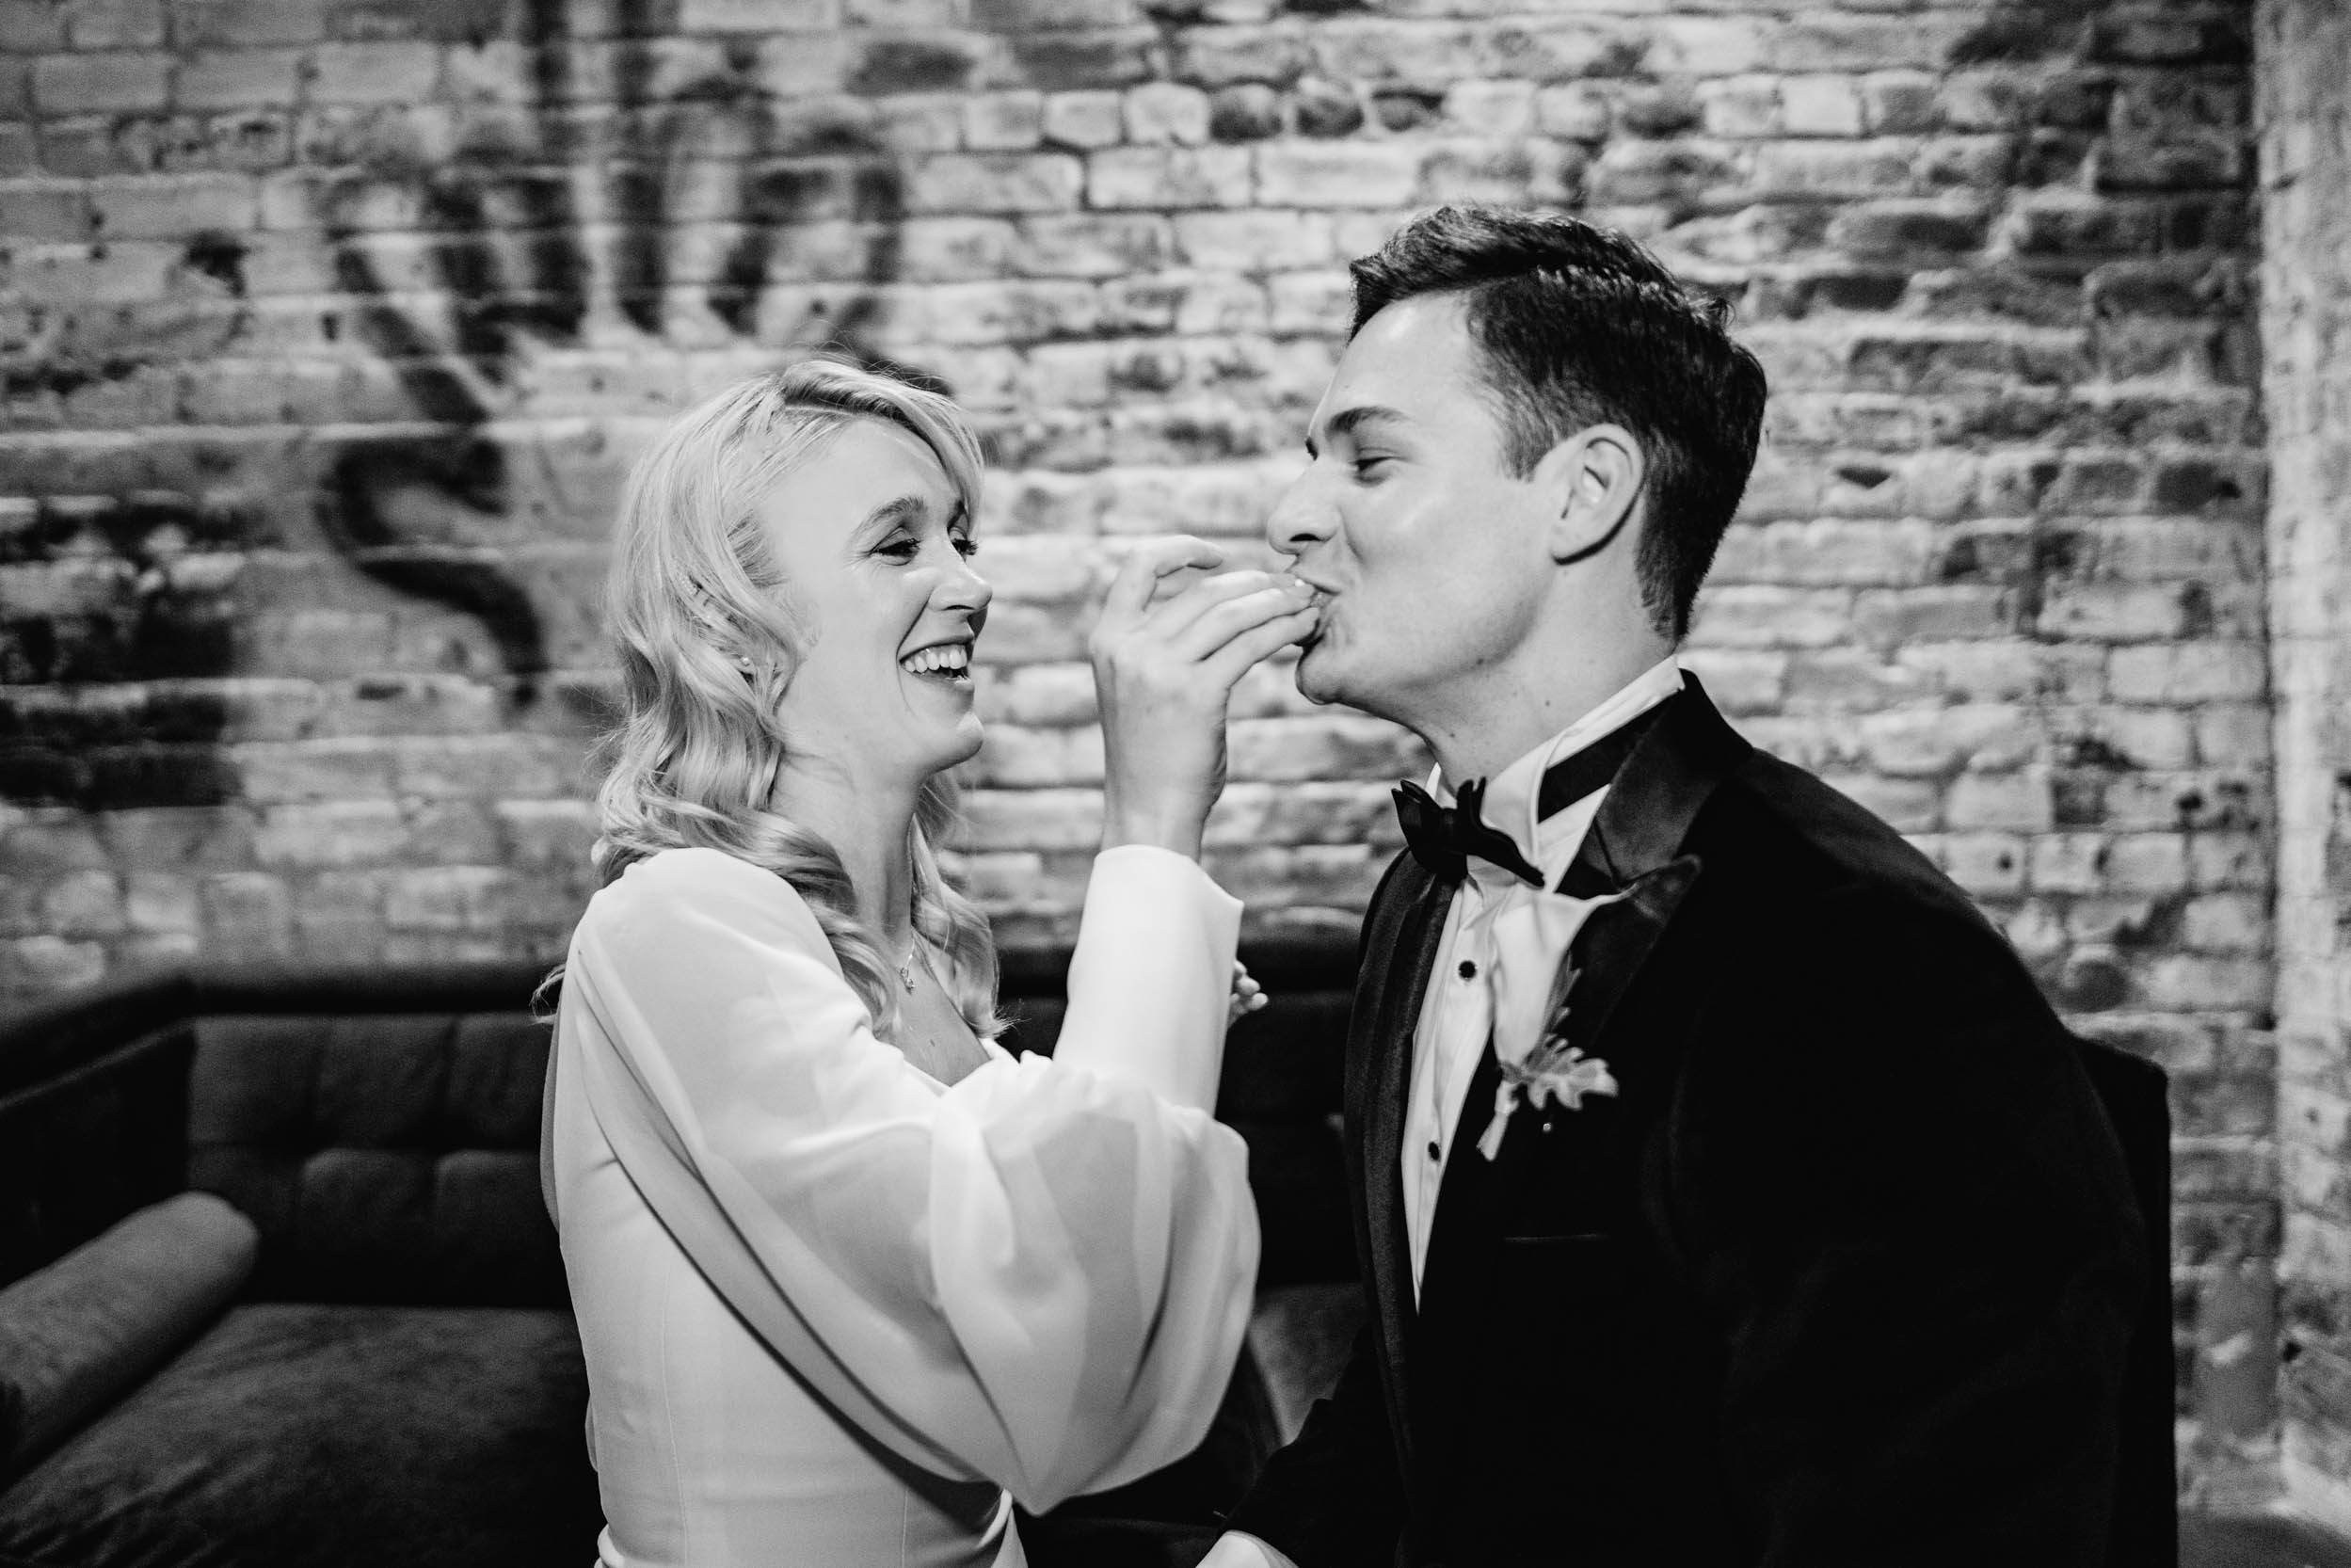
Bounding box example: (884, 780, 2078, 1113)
(319, 0, 914, 706)
(0, 2, 915, 806)
(0, 492, 249, 808)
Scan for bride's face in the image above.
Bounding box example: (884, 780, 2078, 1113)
(756, 418, 991, 785)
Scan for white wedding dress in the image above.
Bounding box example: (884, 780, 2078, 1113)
(545, 844, 1260, 1568)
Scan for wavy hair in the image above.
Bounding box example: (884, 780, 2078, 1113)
(560, 358, 1001, 1044)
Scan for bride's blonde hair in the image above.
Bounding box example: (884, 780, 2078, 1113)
(584, 358, 1000, 1043)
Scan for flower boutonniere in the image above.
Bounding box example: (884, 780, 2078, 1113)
(1477, 962, 1618, 1162)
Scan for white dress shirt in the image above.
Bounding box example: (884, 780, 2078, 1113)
(1400, 656, 1685, 1294)
(1206, 658, 1684, 1568)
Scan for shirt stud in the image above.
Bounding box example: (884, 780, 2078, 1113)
(1457, 959, 1477, 980)
(1426, 1139, 1442, 1161)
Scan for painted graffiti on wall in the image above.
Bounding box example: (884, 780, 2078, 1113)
(0, 0, 916, 806)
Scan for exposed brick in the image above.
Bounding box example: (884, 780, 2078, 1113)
(85, 171, 258, 236)
(1290, 75, 1361, 139)
(169, 0, 328, 46)
(1174, 208, 1333, 272)
(1254, 139, 1417, 207)
(34, 50, 172, 114)
(1087, 144, 1249, 209)
(172, 45, 307, 110)
(1174, 24, 1308, 89)
(1040, 88, 1122, 150)
(1000, 27, 1155, 91)
(680, 0, 840, 27)
(0, 6, 67, 50)
(1781, 74, 1865, 137)
(1207, 83, 1281, 144)
(1439, 79, 1532, 138)
(0, 935, 106, 992)
(965, 89, 1045, 152)
(1124, 81, 1209, 146)
(906, 151, 1083, 214)
(1015, 211, 1172, 276)
(71, 0, 168, 48)
(305, 40, 440, 104)
(1535, 81, 1608, 141)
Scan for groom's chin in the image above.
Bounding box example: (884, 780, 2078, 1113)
(1290, 645, 1340, 707)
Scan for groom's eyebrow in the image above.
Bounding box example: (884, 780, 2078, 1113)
(1306, 404, 1410, 457)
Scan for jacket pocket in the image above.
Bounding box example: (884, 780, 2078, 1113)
(1494, 1231, 1626, 1306)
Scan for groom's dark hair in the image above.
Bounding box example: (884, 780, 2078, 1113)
(1349, 205, 1767, 641)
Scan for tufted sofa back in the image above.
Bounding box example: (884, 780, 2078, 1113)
(0, 972, 198, 1291)
(2, 941, 1362, 1308)
(187, 995, 562, 1308)
(0, 963, 565, 1308)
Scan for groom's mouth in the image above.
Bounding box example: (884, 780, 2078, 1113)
(1298, 588, 1333, 651)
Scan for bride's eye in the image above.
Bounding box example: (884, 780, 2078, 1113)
(874, 535, 919, 561)
(952, 534, 979, 558)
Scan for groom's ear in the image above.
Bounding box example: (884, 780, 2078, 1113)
(1534, 424, 1645, 568)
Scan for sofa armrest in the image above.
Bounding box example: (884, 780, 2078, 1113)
(0, 1192, 257, 1478)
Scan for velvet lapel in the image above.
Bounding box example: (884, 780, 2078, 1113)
(1349, 851, 1453, 1493)
(1542, 677, 1752, 1074)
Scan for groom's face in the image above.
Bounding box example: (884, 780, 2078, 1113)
(1266, 294, 1559, 728)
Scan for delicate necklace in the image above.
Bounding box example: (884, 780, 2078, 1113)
(894, 936, 922, 992)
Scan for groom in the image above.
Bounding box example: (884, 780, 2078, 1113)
(1204, 207, 2163, 1566)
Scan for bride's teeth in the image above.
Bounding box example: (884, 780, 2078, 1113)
(900, 644, 970, 676)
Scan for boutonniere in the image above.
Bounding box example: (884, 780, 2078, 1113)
(1477, 962, 1618, 1161)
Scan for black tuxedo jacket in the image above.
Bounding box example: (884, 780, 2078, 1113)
(1225, 680, 2165, 1568)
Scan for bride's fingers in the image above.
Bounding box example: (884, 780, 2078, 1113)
(1096, 537, 1226, 633)
(1189, 595, 1322, 687)
(1144, 569, 1301, 646)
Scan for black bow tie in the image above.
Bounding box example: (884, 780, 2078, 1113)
(1394, 776, 1541, 886)
(1393, 704, 1667, 888)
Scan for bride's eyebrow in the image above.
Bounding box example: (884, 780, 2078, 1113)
(855, 495, 928, 538)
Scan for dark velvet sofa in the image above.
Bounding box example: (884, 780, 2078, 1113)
(0, 943, 1362, 1568)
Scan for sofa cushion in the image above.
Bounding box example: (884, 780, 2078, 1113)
(0, 1303, 599, 1568)
(187, 1012, 565, 1307)
(0, 1192, 256, 1479)
(0, 1022, 193, 1291)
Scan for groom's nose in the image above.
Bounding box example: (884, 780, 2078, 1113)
(1265, 465, 1336, 560)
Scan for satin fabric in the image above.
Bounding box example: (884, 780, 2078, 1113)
(548, 845, 1260, 1568)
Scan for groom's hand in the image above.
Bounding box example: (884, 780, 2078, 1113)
(1090, 536, 1319, 858)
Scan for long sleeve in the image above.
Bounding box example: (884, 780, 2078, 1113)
(554, 844, 1259, 1512)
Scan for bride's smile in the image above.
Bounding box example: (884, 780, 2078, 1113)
(756, 417, 993, 791)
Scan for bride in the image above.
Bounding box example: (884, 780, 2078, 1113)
(541, 359, 1320, 1567)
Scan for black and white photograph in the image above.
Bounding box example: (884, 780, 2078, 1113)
(0, 0, 2334, 1563)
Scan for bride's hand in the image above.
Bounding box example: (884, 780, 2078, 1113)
(1227, 961, 1267, 1029)
(1090, 536, 1319, 858)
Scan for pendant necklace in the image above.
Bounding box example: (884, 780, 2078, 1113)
(895, 932, 929, 993)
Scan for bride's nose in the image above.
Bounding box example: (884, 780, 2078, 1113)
(936, 555, 992, 621)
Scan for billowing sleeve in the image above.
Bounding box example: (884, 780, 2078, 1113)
(558, 844, 1259, 1511)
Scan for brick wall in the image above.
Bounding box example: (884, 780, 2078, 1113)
(0, 0, 2269, 1485)
(2258, 0, 2351, 1526)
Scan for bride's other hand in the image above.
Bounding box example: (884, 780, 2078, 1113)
(1227, 961, 1267, 1029)
(1091, 536, 1319, 858)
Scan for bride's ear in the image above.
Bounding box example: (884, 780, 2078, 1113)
(1534, 424, 1645, 568)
